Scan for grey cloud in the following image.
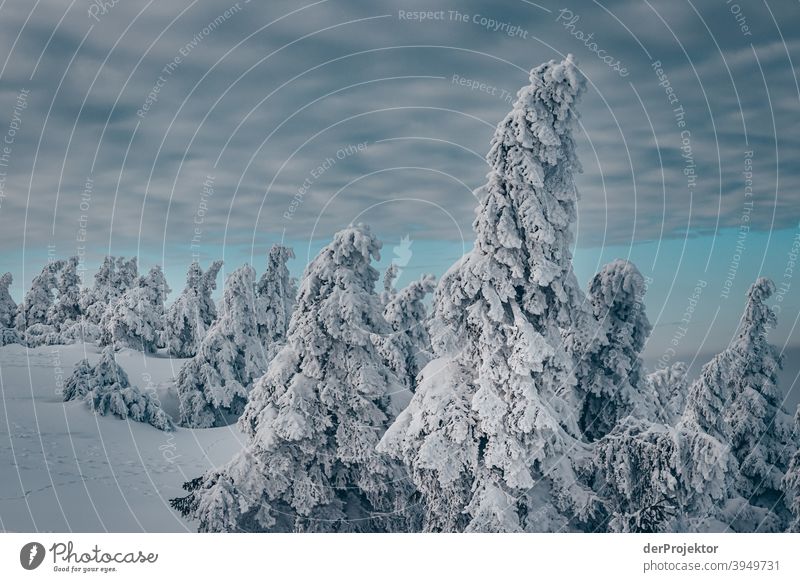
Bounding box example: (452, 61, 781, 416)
(0, 0, 798, 290)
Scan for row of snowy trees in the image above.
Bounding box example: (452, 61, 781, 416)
(175, 247, 296, 429)
(4, 240, 434, 437)
(3, 248, 288, 359)
(6, 254, 151, 348)
(46, 247, 300, 432)
(166, 55, 800, 532)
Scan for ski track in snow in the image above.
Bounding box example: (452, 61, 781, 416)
(0, 343, 245, 532)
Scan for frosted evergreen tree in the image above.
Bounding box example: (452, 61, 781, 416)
(785, 460, 800, 531)
(574, 260, 652, 441)
(644, 362, 688, 424)
(176, 265, 268, 428)
(375, 274, 435, 392)
(379, 56, 601, 532)
(102, 266, 170, 353)
(0, 273, 20, 345)
(59, 318, 102, 345)
(75, 347, 174, 431)
(0, 273, 15, 328)
(16, 257, 93, 345)
(172, 225, 415, 532)
(255, 245, 296, 356)
(381, 263, 400, 304)
(16, 262, 57, 331)
(165, 260, 223, 358)
(15, 260, 63, 345)
(591, 417, 733, 532)
(62, 358, 95, 402)
(683, 278, 793, 502)
(80, 256, 139, 324)
(47, 257, 82, 328)
(783, 410, 800, 531)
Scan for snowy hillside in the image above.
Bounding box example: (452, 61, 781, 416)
(3, 341, 796, 532)
(0, 343, 243, 532)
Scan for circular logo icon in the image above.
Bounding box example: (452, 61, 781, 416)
(20, 542, 46, 570)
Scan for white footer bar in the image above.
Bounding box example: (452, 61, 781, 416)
(1, 533, 798, 581)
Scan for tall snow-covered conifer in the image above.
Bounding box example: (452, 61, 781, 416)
(381, 263, 400, 304)
(165, 260, 223, 358)
(80, 256, 139, 324)
(379, 56, 600, 532)
(172, 225, 415, 532)
(0, 273, 15, 328)
(16, 259, 83, 345)
(49, 257, 82, 326)
(376, 274, 435, 392)
(592, 279, 790, 533)
(256, 244, 296, 356)
(783, 411, 800, 531)
(574, 260, 652, 441)
(176, 265, 268, 428)
(683, 278, 793, 502)
(16, 261, 58, 334)
(0, 273, 19, 345)
(644, 362, 689, 424)
(102, 266, 170, 352)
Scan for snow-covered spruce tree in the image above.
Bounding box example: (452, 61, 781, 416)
(683, 278, 793, 503)
(783, 410, 800, 531)
(18, 257, 93, 345)
(375, 274, 435, 392)
(165, 260, 223, 358)
(381, 262, 399, 304)
(102, 265, 170, 353)
(589, 355, 740, 530)
(78, 347, 174, 431)
(176, 265, 268, 428)
(80, 256, 139, 324)
(255, 244, 296, 357)
(172, 225, 415, 532)
(15, 259, 82, 345)
(62, 358, 95, 402)
(591, 417, 733, 532)
(644, 362, 689, 424)
(15, 261, 57, 335)
(47, 257, 82, 328)
(595, 278, 790, 533)
(574, 260, 652, 441)
(0, 273, 15, 327)
(0, 273, 20, 345)
(379, 56, 602, 533)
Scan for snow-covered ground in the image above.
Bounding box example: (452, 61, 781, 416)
(0, 343, 245, 532)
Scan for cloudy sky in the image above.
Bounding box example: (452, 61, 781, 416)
(0, 0, 799, 359)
